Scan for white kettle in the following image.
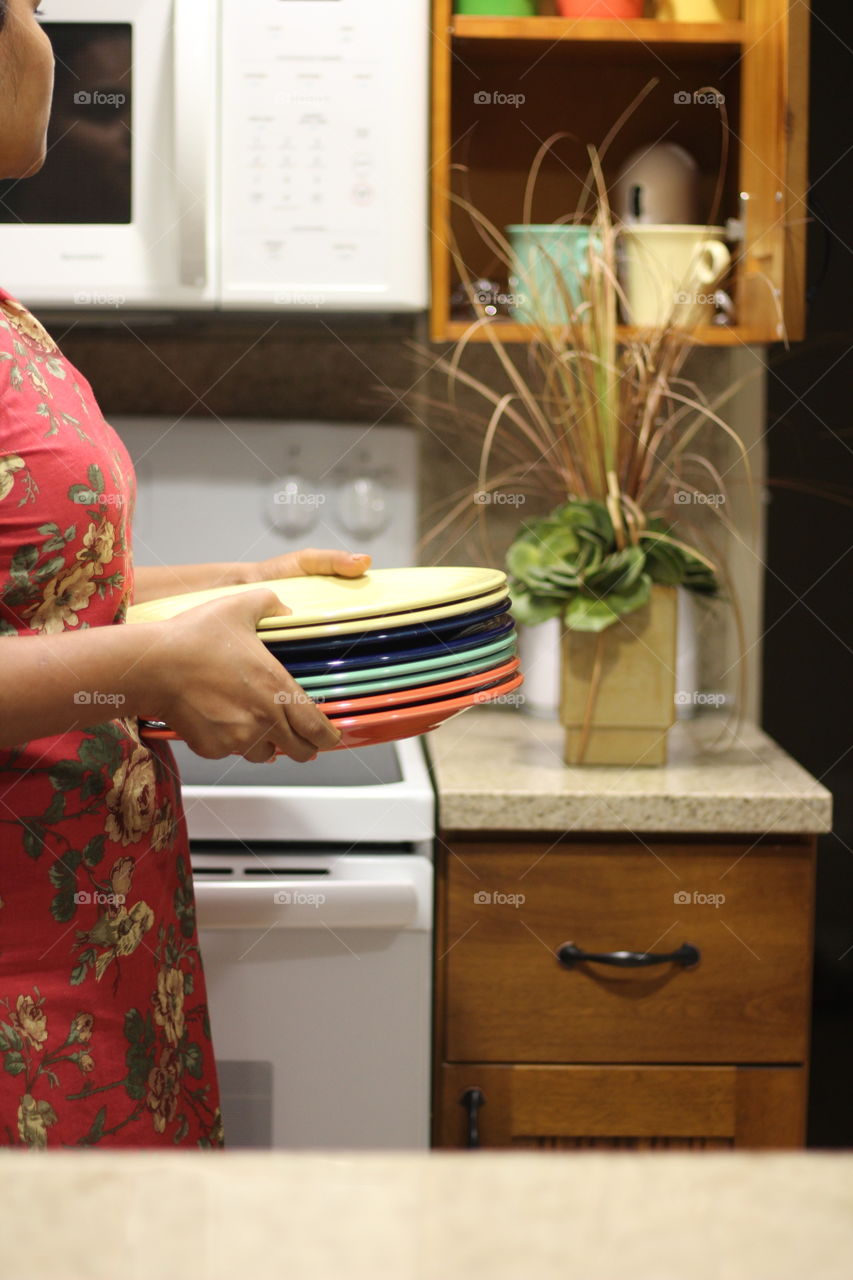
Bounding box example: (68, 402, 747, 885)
(613, 143, 700, 225)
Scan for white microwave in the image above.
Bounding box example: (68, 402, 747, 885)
(0, 0, 429, 313)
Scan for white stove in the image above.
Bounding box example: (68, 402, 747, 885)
(115, 418, 435, 1150)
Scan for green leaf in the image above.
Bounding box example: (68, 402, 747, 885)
(48, 861, 75, 890)
(182, 1042, 203, 1080)
(22, 822, 47, 859)
(33, 555, 66, 582)
(582, 545, 646, 597)
(81, 774, 106, 802)
(87, 464, 105, 495)
(10, 544, 38, 577)
(49, 760, 87, 792)
(564, 574, 652, 633)
(70, 960, 90, 987)
(37, 523, 61, 537)
(0, 1022, 22, 1052)
(50, 890, 77, 924)
(3, 1051, 26, 1077)
(82, 835, 106, 867)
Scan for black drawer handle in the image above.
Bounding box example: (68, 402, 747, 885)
(460, 1087, 486, 1149)
(556, 941, 700, 969)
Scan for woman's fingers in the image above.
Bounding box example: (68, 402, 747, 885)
(258, 548, 372, 581)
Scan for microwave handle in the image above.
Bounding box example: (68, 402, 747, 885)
(173, 0, 212, 289)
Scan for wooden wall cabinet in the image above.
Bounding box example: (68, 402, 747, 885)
(433, 835, 817, 1149)
(430, 0, 810, 345)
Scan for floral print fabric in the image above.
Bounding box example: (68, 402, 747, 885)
(0, 287, 223, 1148)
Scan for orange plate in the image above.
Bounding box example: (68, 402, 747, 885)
(323, 670, 525, 751)
(140, 669, 524, 753)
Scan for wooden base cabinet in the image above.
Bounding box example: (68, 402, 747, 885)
(433, 836, 816, 1150)
(438, 1064, 806, 1150)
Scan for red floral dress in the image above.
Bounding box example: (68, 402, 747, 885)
(0, 288, 223, 1148)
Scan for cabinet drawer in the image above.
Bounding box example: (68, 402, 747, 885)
(443, 840, 814, 1064)
(436, 1064, 806, 1150)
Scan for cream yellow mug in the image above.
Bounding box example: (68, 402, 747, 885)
(619, 224, 731, 328)
(654, 1, 740, 18)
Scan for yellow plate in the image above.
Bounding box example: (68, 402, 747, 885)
(126, 566, 507, 630)
(257, 587, 510, 641)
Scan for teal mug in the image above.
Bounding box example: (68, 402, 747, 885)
(455, 1, 537, 13)
(506, 224, 602, 324)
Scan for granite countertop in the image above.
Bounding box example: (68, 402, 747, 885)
(428, 709, 832, 834)
(1, 1151, 851, 1280)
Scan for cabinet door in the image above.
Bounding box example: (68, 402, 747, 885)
(437, 1064, 806, 1150)
(430, 0, 811, 344)
(441, 840, 814, 1064)
(740, 0, 811, 341)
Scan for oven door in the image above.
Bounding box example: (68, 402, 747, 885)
(0, 0, 217, 309)
(192, 850, 433, 1151)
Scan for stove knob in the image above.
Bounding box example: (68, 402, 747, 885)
(267, 475, 323, 536)
(336, 477, 389, 538)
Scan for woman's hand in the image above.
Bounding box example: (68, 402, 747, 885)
(251, 547, 372, 583)
(137, 588, 342, 764)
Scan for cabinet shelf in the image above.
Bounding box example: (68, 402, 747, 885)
(440, 319, 770, 347)
(451, 16, 746, 50)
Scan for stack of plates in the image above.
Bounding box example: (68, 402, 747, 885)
(129, 567, 522, 752)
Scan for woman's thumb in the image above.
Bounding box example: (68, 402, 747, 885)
(241, 587, 292, 623)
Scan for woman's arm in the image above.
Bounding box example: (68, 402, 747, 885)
(132, 548, 372, 605)
(0, 621, 166, 747)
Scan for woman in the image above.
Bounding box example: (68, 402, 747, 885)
(0, 0, 371, 1148)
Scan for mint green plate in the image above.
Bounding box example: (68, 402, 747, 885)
(300, 636, 518, 699)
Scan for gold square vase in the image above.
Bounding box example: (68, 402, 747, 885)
(560, 585, 678, 766)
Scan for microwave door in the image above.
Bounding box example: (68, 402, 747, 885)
(0, 0, 217, 310)
(218, 0, 429, 314)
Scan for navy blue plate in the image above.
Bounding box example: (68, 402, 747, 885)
(263, 598, 512, 660)
(274, 617, 515, 676)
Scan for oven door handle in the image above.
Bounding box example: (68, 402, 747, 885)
(173, 0, 213, 290)
(194, 879, 419, 931)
